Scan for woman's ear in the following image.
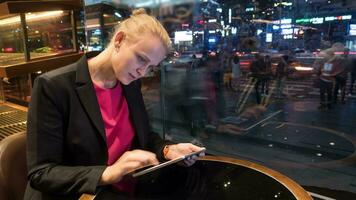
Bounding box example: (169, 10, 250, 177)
(114, 31, 125, 49)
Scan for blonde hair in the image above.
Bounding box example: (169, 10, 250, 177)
(110, 8, 172, 53)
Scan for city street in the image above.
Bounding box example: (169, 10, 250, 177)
(143, 73, 356, 199)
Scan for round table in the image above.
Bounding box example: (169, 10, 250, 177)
(86, 156, 312, 200)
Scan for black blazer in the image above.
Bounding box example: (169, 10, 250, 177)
(25, 55, 171, 200)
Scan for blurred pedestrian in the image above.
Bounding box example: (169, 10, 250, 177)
(333, 48, 349, 104)
(349, 58, 356, 95)
(275, 55, 289, 99)
(231, 54, 241, 90)
(317, 50, 338, 110)
(250, 53, 265, 104)
(261, 55, 272, 95)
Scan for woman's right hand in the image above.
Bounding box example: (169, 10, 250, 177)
(100, 149, 159, 185)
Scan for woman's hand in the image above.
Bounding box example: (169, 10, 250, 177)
(100, 149, 159, 185)
(164, 143, 205, 166)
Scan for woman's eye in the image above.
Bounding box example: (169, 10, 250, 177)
(137, 55, 146, 63)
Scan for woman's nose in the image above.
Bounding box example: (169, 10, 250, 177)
(136, 65, 148, 77)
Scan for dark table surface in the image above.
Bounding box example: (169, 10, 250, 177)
(90, 156, 311, 200)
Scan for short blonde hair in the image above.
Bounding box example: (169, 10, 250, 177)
(110, 8, 172, 53)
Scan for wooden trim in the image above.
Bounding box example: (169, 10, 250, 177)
(78, 193, 96, 200)
(3, 102, 28, 111)
(201, 155, 312, 200)
(79, 156, 311, 200)
(0, 52, 83, 78)
(0, 1, 82, 17)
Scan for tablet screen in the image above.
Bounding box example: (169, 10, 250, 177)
(132, 148, 206, 178)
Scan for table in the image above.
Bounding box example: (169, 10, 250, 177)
(83, 155, 312, 200)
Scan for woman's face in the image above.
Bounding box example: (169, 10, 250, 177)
(111, 32, 167, 85)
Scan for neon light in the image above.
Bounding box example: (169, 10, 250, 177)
(311, 17, 323, 24)
(266, 33, 272, 42)
(208, 38, 216, 43)
(281, 19, 292, 24)
(295, 66, 313, 71)
(282, 28, 293, 35)
(281, 24, 292, 29)
(273, 25, 280, 30)
(325, 16, 335, 21)
(240, 62, 250, 65)
(342, 15, 352, 20)
(228, 9, 231, 24)
(296, 18, 310, 23)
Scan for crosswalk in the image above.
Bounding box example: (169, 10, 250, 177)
(236, 76, 356, 99)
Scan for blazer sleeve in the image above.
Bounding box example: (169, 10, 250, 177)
(26, 75, 106, 195)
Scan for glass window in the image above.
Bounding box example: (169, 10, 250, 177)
(0, 15, 25, 67)
(84, 0, 356, 199)
(26, 10, 75, 59)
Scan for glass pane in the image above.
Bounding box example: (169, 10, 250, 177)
(0, 14, 25, 67)
(83, 0, 356, 199)
(26, 10, 75, 59)
(84, 2, 129, 51)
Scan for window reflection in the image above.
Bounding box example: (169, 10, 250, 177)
(0, 15, 24, 67)
(26, 10, 75, 59)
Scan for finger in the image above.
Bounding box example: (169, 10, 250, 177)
(147, 155, 159, 166)
(198, 152, 205, 157)
(184, 158, 197, 166)
(187, 143, 205, 152)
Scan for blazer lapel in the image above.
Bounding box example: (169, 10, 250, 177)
(74, 56, 106, 143)
(122, 81, 147, 148)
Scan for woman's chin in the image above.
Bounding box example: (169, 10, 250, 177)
(120, 78, 132, 85)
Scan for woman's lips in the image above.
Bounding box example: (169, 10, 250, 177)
(129, 73, 136, 80)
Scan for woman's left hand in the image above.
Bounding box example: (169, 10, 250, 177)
(164, 143, 205, 166)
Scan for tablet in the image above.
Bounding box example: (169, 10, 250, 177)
(131, 148, 206, 178)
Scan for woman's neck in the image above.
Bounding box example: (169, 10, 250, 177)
(88, 48, 117, 88)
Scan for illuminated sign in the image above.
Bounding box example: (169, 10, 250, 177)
(284, 35, 293, 39)
(93, 29, 101, 35)
(311, 17, 324, 24)
(208, 19, 217, 23)
(274, 19, 292, 24)
(350, 24, 356, 36)
(281, 24, 292, 29)
(325, 16, 335, 21)
(274, 2, 293, 7)
(343, 15, 352, 20)
(174, 31, 192, 44)
(228, 9, 232, 24)
(246, 7, 254, 12)
(208, 38, 216, 43)
(281, 28, 293, 35)
(266, 33, 272, 42)
(273, 25, 280, 30)
(297, 15, 352, 24)
(296, 18, 310, 23)
(281, 18, 292, 24)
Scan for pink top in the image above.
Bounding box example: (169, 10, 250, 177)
(94, 82, 135, 193)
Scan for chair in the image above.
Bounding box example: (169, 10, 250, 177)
(0, 132, 27, 200)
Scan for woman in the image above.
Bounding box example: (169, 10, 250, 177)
(25, 9, 204, 200)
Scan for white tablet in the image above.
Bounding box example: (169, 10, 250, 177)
(131, 148, 206, 178)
